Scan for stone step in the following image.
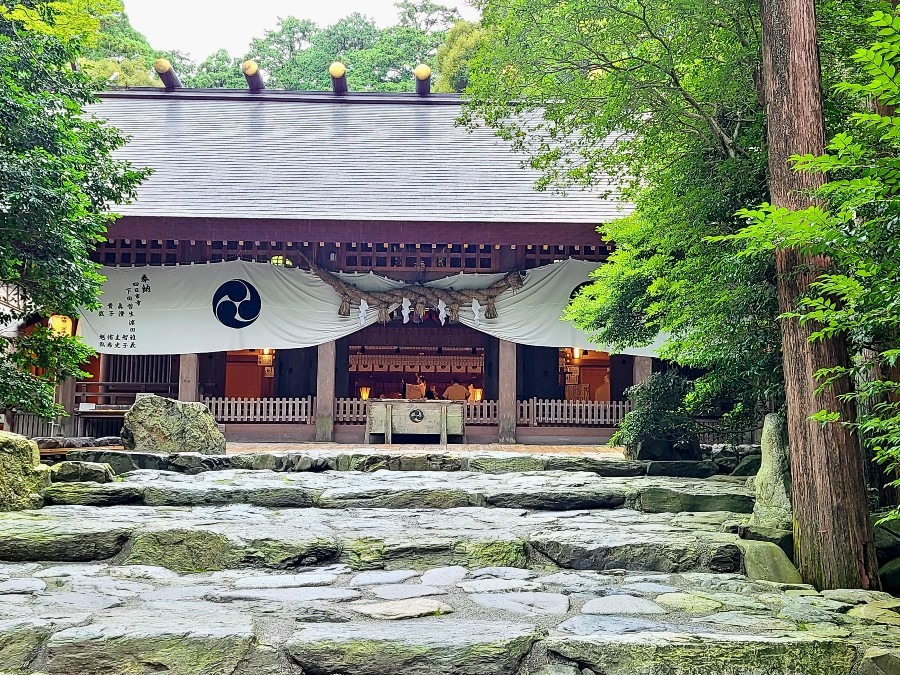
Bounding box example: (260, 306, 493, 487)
(65, 448, 721, 478)
(43, 469, 754, 514)
(2, 559, 898, 675)
(0, 504, 752, 574)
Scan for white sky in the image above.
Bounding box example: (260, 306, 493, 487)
(122, 0, 481, 61)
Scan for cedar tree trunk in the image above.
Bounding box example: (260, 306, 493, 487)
(760, 0, 881, 589)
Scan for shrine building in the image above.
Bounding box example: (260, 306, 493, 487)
(51, 62, 656, 444)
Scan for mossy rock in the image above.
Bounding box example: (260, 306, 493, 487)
(49, 460, 115, 484)
(285, 619, 542, 675)
(737, 540, 802, 584)
(468, 456, 545, 473)
(547, 633, 857, 675)
(344, 537, 388, 570)
(455, 540, 528, 568)
(122, 394, 225, 455)
(0, 432, 49, 511)
(125, 529, 242, 572)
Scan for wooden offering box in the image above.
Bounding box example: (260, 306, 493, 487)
(366, 400, 465, 445)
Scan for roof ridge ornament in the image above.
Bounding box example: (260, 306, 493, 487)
(154, 58, 181, 91)
(329, 62, 348, 95)
(242, 60, 265, 93)
(414, 64, 431, 97)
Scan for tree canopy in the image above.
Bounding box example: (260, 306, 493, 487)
(0, 1, 148, 417)
(464, 0, 879, 430)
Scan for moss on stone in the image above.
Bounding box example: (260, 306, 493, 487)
(455, 540, 528, 568)
(344, 537, 388, 569)
(547, 634, 858, 675)
(0, 431, 47, 511)
(246, 537, 339, 568)
(125, 529, 241, 572)
(468, 456, 545, 473)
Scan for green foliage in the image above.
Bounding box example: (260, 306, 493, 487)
(466, 0, 779, 428)
(434, 20, 484, 93)
(0, 1, 148, 417)
(728, 8, 900, 517)
(187, 49, 246, 89)
(465, 0, 879, 433)
(611, 372, 696, 447)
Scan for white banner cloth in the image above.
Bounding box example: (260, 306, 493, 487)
(78, 259, 659, 356)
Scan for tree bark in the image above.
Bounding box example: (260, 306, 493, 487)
(760, 0, 881, 589)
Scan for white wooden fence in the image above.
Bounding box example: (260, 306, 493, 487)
(201, 397, 630, 427)
(203, 397, 313, 423)
(466, 400, 498, 424)
(334, 398, 368, 423)
(528, 399, 630, 426)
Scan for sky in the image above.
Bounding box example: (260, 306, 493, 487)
(122, 0, 481, 61)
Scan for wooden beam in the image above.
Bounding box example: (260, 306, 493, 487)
(316, 341, 336, 441)
(178, 353, 200, 402)
(498, 339, 517, 443)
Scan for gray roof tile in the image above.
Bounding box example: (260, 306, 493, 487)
(92, 89, 629, 224)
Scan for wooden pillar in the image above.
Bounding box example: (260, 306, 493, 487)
(98, 353, 110, 405)
(55, 377, 77, 436)
(178, 353, 200, 402)
(498, 339, 517, 443)
(633, 356, 653, 386)
(316, 341, 336, 442)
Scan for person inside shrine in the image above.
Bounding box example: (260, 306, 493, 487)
(443, 378, 470, 401)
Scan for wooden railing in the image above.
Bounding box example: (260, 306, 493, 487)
(466, 400, 498, 425)
(204, 396, 313, 423)
(77, 381, 177, 407)
(528, 399, 630, 426)
(334, 397, 368, 423)
(5, 412, 57, 438)
(200, 396, 629, 427)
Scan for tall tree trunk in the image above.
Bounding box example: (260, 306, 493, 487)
(760, 0, 881, 589)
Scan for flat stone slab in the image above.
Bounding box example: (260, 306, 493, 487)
(0, 561, 898, 674)
(66, 448, 721, 478)
(45, 602, 256, 675)
(285, 619, 542, 674)
(546, 632, 860, 675)
(0, 504, 747, 574)
(43, 468, 754, 513)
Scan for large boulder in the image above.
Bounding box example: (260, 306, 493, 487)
(0, 431, 49, 511)
(749, 413, 792, 532)
(121, 395, 225, 455)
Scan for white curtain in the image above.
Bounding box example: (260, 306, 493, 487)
(78, 259, 659, 356)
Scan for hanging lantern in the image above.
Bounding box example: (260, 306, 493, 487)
(48, 315, 73, 337)
(257, 348, 274, 366)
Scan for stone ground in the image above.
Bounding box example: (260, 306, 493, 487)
(2, 443, 899, 675)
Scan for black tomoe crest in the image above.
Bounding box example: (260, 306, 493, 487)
(212, 279, 262, 328)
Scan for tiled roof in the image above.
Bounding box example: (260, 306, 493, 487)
(93, 88, 629, 224)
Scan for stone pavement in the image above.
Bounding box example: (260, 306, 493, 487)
(1, 444, 898, 675)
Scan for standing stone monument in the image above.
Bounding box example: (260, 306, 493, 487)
(121, 395, 225, 455)
(749, 413, 792, 531)
(0, 431, 50, 510)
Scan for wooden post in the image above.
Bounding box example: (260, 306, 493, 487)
(440, 404, 448, 447)
(178, 354, 200, 402)
(55, 377, 76, 436)
(316, 341, 336, 442)
(632, 356, 653, 385)
(498, 339, 517, 443)
(98, 353, 110, 404)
